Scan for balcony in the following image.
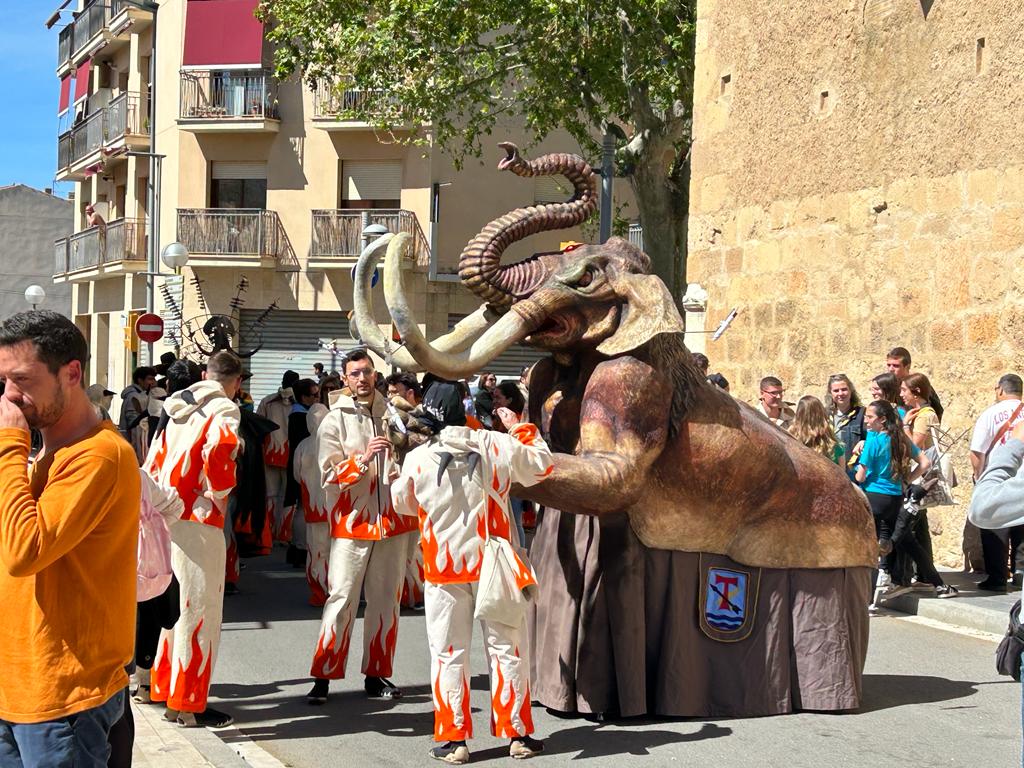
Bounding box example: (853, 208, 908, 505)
(179, 70, 280, 132)
(57, 25, 73, 74)
(52, 218, 147, 283)
(177, 209, 289, 267)
(71, 0, 108, 61)
(56, 92, 148, 181)
(309, 209, 430, 270)
(312, 81, 401, 130)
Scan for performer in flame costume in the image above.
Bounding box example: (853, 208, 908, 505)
(143, 351, 243, 728)
(257, 370, 299, 544)
(307, 350, 417, 704)
(392, 405, 553, 764)
(294, 403, 331, 606)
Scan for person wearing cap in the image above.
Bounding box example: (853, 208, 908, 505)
(257, 370, 300, 545)
(86, 383, 115, 422)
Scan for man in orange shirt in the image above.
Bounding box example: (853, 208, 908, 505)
(0, 311, 139, 767)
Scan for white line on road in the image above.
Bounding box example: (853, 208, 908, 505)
(879, 611, 1002, 643)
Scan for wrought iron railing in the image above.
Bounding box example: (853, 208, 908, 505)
(177, 209, 284, 257)
(58, 25, 73, 68)
(180, 70, 279, 120)
(72, 0, 108, 56)
(57, 131, 72, 171)
(54, 238, 69, 276)
(104, 218, 146, 263)
(106, 92, 143, 140)
(310, 209, 429, 266)
(628, 222, 644, 251)
(68, 227, 102, 271)
(312, 80, 398, 119)
(70, 108, 106, 165)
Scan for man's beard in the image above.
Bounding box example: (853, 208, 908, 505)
(24, 385, 66, 429)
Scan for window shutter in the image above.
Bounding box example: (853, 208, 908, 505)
(342, 160, 403, 201)
(211, 162, 267, 180)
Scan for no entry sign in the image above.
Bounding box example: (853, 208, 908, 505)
(135, 313, 165, 343)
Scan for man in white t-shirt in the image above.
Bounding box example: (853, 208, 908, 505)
(970, 373, 1024, 591)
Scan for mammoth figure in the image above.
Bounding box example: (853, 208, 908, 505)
(353, 144, 877, 718)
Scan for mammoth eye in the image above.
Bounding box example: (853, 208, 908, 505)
(577, 270, 594, 288)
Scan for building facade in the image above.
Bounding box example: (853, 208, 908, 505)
(51, 0, 631, 401)
(688, 0, 1024, 566)
(0, 185, 72, 320)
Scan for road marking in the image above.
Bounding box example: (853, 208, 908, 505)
(883, 611, 1002, 643)
(215, 726, 290, 768)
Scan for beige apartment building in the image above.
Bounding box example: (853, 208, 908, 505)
(687, 0, 1024, 566)
(51, 0, 628, 400)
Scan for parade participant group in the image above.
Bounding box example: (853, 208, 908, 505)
(0, 146, 1021, 768)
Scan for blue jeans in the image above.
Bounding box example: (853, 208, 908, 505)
(0, 690, 125, 768)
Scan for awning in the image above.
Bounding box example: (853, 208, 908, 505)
(58, 74, 72, 114)
(182, 0, 264, 68)
(73, 58, 91, 103)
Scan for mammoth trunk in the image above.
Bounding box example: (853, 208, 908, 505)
(458, 143, 598, 310)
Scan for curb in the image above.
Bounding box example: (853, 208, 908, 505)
(883, 591, 1010, 636)
(132, 700, 256, 768)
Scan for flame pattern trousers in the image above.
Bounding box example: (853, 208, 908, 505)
(425, 581, 534, 743)
(265, 466, 292, 543)
(310, 533, 410, 680)
(151, 521, 225, 714)
(305, 521, 331, 606)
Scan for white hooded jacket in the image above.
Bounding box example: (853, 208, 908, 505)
(144, 380, 241, 529)
(392, 423, 553, 585)
(294, 404, 329, 523)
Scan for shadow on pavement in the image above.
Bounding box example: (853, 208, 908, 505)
(540, 721, 732, 760)
(858, 673, 979, 713)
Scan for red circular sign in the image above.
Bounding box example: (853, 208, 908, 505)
(135, 313, 165, 343)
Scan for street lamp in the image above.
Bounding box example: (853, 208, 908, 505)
(160, 242, 189, 271)
(24, 285, 46, 310)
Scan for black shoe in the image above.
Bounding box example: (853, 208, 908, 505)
(429, 741, 470, 764)
(286, 545, 306, 568)
(307, 678, 329, 705)
(177, 707, 233, 729)
(978, 578, 1008, 592)
(510, 736, 544, 759)
(364, 676, 402, 699)
(224, 582, 239, 596)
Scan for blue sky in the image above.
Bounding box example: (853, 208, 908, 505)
(0, 2, 70, 196)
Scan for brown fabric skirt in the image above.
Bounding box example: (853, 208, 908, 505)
(529, 508, 871, 718)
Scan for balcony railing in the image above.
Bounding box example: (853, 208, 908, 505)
(105, 218, 146, 263)
(106, 92, 143, 140)
(58, 131, 72, 171)
(70, 109, 106, 165)
(110, 0, 126, 17)
(311, 209, 429, 267)
(313, 80, 398, 119)
(54, 238, 69, 276)
(180, 70, 279, 120)
(58, 25, 73, 68)
(72, 0, 108, 57)
(628, 222, 644, 251)
(58, 219, 147, 275)
(177, 209, 284, 258)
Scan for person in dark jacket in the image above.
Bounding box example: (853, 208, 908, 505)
(826, 373, 865, 479)
(284, 379, 321, 567)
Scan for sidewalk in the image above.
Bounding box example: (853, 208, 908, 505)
(882, 569, 1017, 636)
(132, 698, 260, 768)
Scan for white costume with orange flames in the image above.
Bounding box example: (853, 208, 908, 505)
(294, 404, 330, 606)
(392, 423, 553, 742)
(310, 393, 417, 680)
(257, 388, 294, 543)
(144, 380, 240, 714)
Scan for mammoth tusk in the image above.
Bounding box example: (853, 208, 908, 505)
(384, 233, 535, 379)
(352, 234, 497, 369)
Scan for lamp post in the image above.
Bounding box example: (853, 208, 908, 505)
(160, 241, 189, 271)
(24, 285, 46, 310)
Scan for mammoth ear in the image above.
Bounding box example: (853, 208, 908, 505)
(596, 273, 685, 356)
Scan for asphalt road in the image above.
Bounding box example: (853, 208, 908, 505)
(191, 551, 1020, 768)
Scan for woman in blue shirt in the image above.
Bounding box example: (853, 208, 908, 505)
(855, 400, 934, 602)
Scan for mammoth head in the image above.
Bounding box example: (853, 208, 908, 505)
(351, 144, 683, 380)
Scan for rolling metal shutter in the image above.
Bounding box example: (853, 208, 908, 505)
(342, 160, 402, 201)
(212, 161, 267, 180)
(447, 314, 544, 378)
(239, 309, 351, 401)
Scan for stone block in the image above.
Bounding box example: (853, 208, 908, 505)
(700, 173, 731, 213)
(735, 205, 766, 240)
(999, 166, 1024, 204)
(966, 167, 1002, 207)
(745, 240, 782, 273)
(930, 320, 965, 352)
(971, 253, 1009, 304)
(768, 200, 795, 231)
(967, 313, 1001, 347)
(887, 176, 928, 216)
(723, 247, 744, 273)
(787, 271, 809, 294)
(774, 299, 798, 326)
(753, 302, 774, 327)
(991, 207, 1024, 251)
(925, 174, 965, 216)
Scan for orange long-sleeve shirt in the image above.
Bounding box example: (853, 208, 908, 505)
(0, 423, 139, 723)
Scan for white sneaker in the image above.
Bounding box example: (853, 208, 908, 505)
(876, 570, 892, 589)
(879, 584, 912, 600)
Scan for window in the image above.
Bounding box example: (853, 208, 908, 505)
(210, 162, 267, 208)
(341, 160, 402, 209)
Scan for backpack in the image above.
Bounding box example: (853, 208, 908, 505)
(137, 472, 173, 602)
(996, 599, 1024, 681)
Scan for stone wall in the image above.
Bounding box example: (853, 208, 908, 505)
(688, 0, 1024, 567)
